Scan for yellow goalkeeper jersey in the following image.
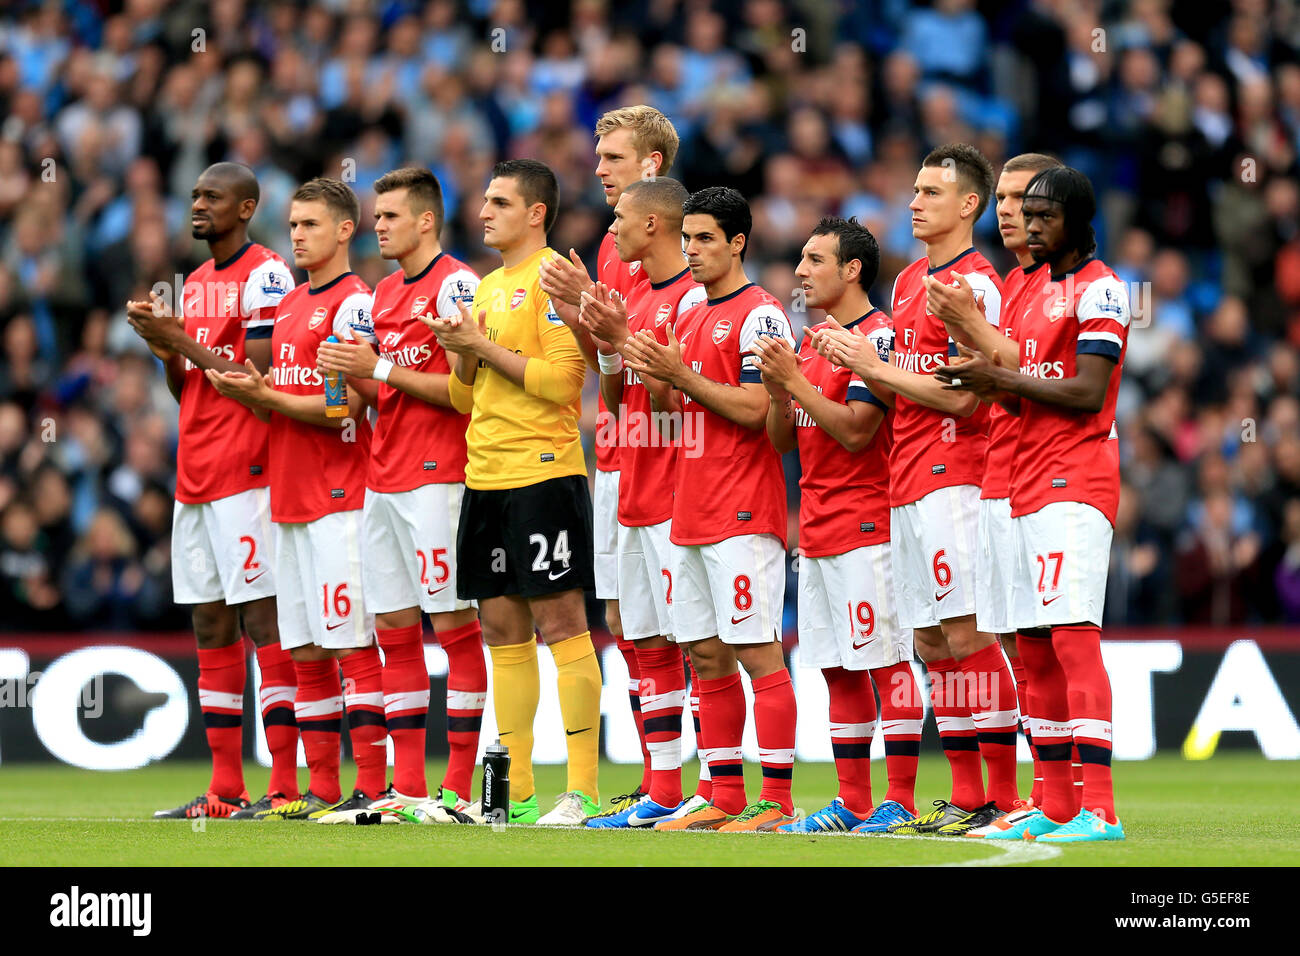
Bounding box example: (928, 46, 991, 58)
(449, 246, 587, 490)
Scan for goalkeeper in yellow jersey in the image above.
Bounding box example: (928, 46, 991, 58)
(427, 159, 600, 826)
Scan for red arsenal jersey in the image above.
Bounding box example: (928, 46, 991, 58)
(1010, 258, 1129, 526)
(267, 272, 375, 523)
(671, 283, 794, 547)
(614, 267, 707, 526)
(982, 261, 1049, 500)
(175, 242, 294, 504)
(888, 247, 1003, 507)
(594, 231, 649, 473)
(367, 253, 478, 492)
(796, 311, 893, 557)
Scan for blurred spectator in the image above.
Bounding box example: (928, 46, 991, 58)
(0, 0, 1295, 629)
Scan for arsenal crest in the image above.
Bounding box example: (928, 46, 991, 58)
(225, 285, 240, 312)
(411, 295, 430, 319)
(655, 302, 673, 326)
(510, 288, 527, 309)
(1048, 297, 1069, 322)
(712, 319, 731, 344)
(309, 306, 329, 330)
(629, 261, 641, 275)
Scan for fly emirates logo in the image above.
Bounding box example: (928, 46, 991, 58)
(1020, 338, 1065, 379)
(894, 328, 946, 374)
(272, 342, 324, 387)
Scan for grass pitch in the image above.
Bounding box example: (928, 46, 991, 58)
(0, 754, 1295, 866)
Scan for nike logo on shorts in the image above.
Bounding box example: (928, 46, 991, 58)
(325, 621, 349, 631)
(852, 638, 873, 650)
(244, 570, 266, 584)
(1042, 594, 1063, 606)
(565, 727, 590, 736)
(427, 586, 447, 596)
(547, 567, 571, 581)
(730, 613, 755, 625)
(934, 586, 956, 602)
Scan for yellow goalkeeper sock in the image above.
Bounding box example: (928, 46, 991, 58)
(488, 640, 539, 801)
(549, 631, 601, 801)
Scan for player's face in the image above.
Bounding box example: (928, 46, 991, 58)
(373, 188, 425, 260)
(595, 128, 652, 207)
(610, 192, 651, 262)
(995, 169, 1038, 253)
(289, 199, 345, 271)
(795, 233, 846, 310)
(190, 176, 242, 241)
(479, 176, 534, 252)
(1022, 195, 1068, 265)
(682, 213, 737, 286)
(909, 165, 969, 242)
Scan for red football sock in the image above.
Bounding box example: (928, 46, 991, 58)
(688, 658, 711, 801)
(696, 670, 747, 815)
(958, 642, 1020, 811)
(1072, 744, 1084, 813)
(871, 660, 921, 814)
(293, 657, 343, 804)
(926, 657, 984, 810)
(440, 620, 486, 800)
(1053, 626, 1116, 824)
(823, 667, 875, 817)
(1006, 649, 1043, 806)
(1017, 632, 1073, 823)
(198, 641, 247, 799)
(752, 668, 797, 815)
(618, 638, 652, 794)
(636, 644, 686, 808)
(255, 642, 299, 799)
(377, 624, 429, 798)
(340, 646, 387, 799)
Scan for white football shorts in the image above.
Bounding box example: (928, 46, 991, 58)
(1010, 500, 1112, 629)
(891, 484, 981, 629)
(798, 543, 911, 670)
(171, 487, 276, 605)
(671, 533, 786, 646)
(363, 483, 475, 616)
(276, 509, 374, 650)
(617, 519, 674, 641)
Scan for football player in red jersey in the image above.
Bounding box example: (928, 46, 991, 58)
(815, 145, 1020, 836)
(752, 217, 924, 834)
(926, 152, 1065, 836)
(540, 106, 681, 811)
(317, 168, 486, 823)
(937, 167, 1129, 842)
(209, 178, 386, 820)
(623, 186, 799, 832)
(127, 163, 300, 820)
(578, 177, 707, 827)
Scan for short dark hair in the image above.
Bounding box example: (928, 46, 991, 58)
(374, 167, 445, 233)
(1024, 166, 1098, 258)
(682, 186, 752, 260)
(492, 158, 559, 233)
(810, 216, 880, 290)
(622, 177, 688, 230)
(923, 143, 996, 220)
(292, 177, 360, 228)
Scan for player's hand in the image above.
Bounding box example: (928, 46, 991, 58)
(812, 317, 876, 376)
(936, 342, 1003, 400)
(579, 281, 629, 352)
(925, 273, 986, 333)
(317, 327, 378, 378)
(749, 335, 801, 397)
(623, 323, 684, 386)
(538, 248, 594, 308)
(205, 359, 274, 406)
(425, 300, 487, 355)
(126, 291, 183, 354)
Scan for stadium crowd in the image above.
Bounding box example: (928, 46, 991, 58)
(1, 0, 1299, 631)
